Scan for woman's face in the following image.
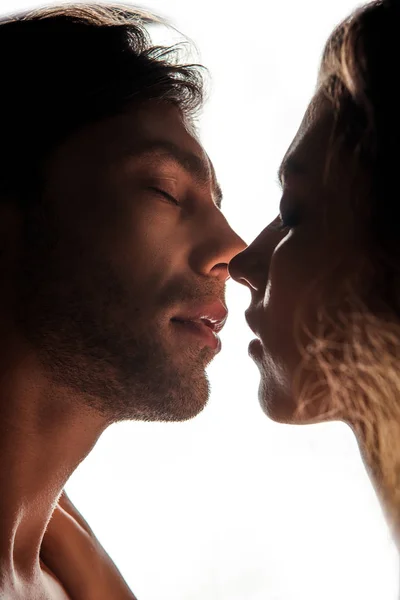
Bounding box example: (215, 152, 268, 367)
(229, 91, 369, 423)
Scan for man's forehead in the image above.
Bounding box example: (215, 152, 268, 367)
(118, 103, 207, 165)
(117, 135, 222, 208)
(57, 101, 223, 207)
(117, 103, 223, 205)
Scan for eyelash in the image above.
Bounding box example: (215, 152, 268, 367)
(149, 187, 180, 206)
(271, 212, 298, 232)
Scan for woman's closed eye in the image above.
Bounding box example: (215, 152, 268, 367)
(269, 210, 299, 232)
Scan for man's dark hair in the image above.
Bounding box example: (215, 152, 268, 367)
(0, 3, 205, 202)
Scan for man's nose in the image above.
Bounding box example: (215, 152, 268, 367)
(190, 212, 246, 281)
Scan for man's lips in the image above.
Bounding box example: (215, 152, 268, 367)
(171, 300, 228, 351)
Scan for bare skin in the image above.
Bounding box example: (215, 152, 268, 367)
(229, 90, 400, 543)
(0, 359, 108, 600)
(0, 102, 245, 599)
(40, 492, 138, 600)
(230, 92, 365, 422)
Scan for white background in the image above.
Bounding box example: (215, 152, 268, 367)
(2, 0, 399, 598)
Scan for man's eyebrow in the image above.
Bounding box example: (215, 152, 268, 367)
(213, 182, 223, 209)
(124, 140, 222, 209)
(277, 154, 307, 189)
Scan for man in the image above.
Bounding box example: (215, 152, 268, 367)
(0, 4, 245, 598)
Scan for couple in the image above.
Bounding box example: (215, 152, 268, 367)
(0, 1, 399, 598)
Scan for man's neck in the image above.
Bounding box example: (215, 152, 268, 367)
(0, 336, 107, 594)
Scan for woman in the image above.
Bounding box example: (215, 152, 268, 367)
(229, 0, 400, 544)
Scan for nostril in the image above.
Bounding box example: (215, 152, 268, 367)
(238, 276, 259, 291)
(228, 252, 245, 281)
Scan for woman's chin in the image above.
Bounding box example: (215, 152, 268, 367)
(258, 379, 326, 425)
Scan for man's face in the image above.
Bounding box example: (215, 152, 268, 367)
(14, 102, 245, 422)
(229, 92, 368, 423)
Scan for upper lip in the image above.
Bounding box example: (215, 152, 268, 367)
(172, 300, 228, 333)
(245, 306, 261, 337)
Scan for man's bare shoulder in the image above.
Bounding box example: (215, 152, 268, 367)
(40, 492, 137, 600)
(0, 568, 70, 600)
(42, 565, 72, 600)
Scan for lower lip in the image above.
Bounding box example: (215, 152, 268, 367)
(249, 338, 263, 356)
(172, 320, 221, 352)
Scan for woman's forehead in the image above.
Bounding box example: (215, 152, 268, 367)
(279, 92, 336, 187)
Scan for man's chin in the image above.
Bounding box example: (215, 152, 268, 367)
(101, 354, 212, 423)
(31, 320, 213, 423)
(152, 365, 211, 422)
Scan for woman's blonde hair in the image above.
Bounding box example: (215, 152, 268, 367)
(292, 0, 400, 527)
